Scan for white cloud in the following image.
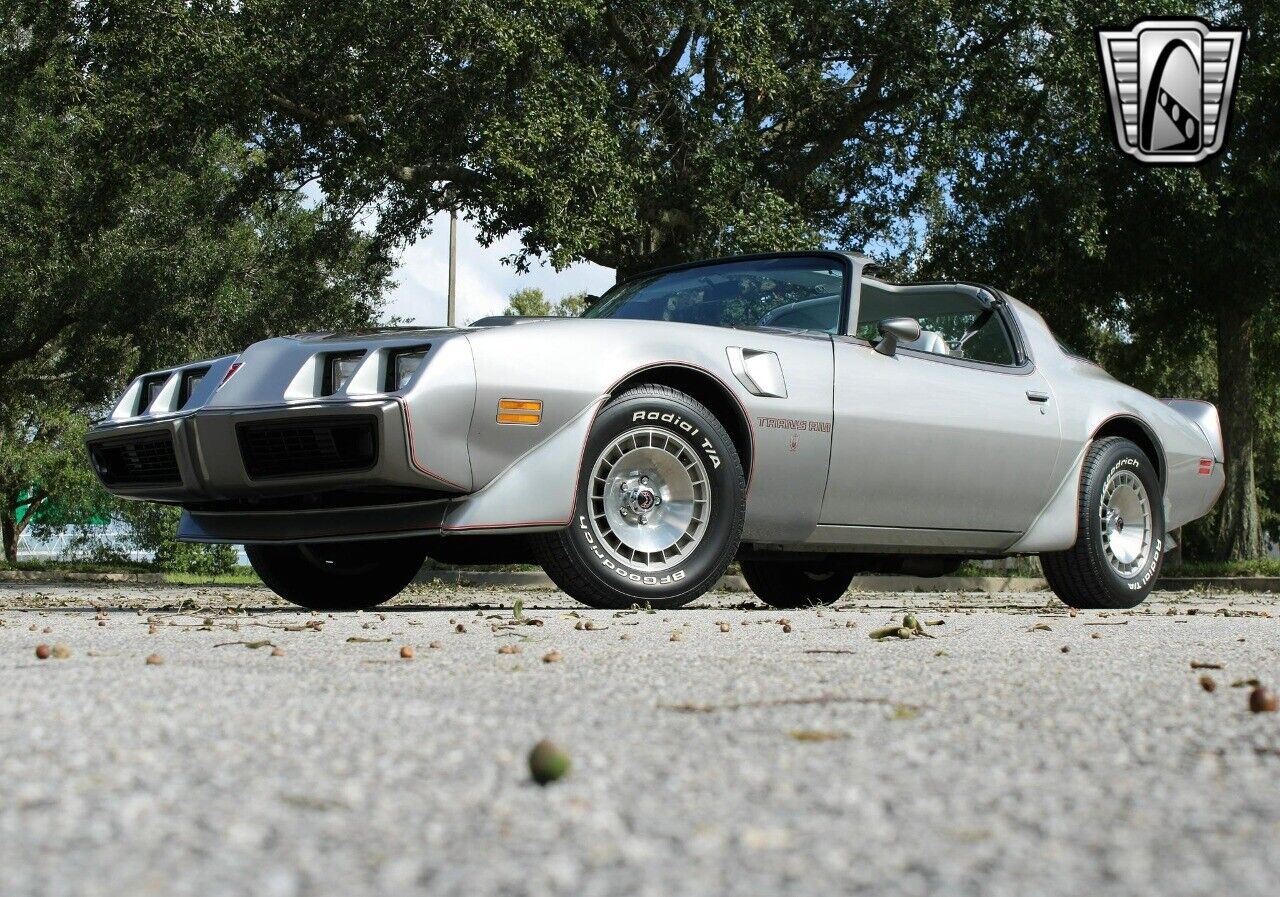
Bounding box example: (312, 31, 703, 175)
(386, 212, 616, 325)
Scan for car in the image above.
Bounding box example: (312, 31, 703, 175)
(85, 251, 1224, 612)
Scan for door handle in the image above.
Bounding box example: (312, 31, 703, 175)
(1026, 390, 1050, 403)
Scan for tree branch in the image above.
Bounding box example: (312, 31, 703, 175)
(654, 20, 694, 80)
(0, 311, 77, 370)
(603, 9, 649, 73)
(267, 92, 368, 130)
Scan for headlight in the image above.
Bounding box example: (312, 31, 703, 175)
(325, 352, 364, 395)
(138, 374, 169, 414)
(178, 367, 209, 409)
(387, 347, 429, 391)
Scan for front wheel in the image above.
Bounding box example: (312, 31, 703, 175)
(246, 537, 430, 611)
(531, 385, 746, 609)
(1040, 437, 1165, 610)
(740, 559, 856, 608)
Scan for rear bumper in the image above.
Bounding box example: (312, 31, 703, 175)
(85, 399, 465, 504)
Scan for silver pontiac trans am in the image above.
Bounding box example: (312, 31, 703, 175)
(85, 252, 1224, 611)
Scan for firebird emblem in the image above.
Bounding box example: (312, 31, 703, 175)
(1096, 18, 1246, 165)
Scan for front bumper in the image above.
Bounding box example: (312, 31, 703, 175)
(86, 399, 464, 505)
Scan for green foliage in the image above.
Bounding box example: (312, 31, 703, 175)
(504, 288, 590, 317)
(504, 288, 554, 317)
(114, 504, 239, 576)
(129, 0, 1033, 275)
(916, 0, 1280, 559)
(0, 1, 393, 561)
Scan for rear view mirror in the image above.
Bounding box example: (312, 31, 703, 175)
(875, 316, 923, 356)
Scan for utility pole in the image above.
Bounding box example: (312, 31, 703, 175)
(446, 206, 458, 327)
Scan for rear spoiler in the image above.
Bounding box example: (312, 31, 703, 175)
(1161, 399, 1224, 462)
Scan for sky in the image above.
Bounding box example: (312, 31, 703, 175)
(385, 211, 617, 325)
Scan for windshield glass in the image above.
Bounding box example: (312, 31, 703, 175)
(584, 256, 846, 332)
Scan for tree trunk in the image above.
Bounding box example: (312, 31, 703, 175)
(2, 501, 16, 564)
(1214, 303, 1264, 560)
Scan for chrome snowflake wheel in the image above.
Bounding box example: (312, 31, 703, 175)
(1099, 468, 1153, 578)
(588, 426, 710, 571)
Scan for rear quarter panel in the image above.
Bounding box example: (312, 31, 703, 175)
(1010, 302, 1219, 551)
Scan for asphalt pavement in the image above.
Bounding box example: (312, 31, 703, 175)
(1, 583, 1278, 897)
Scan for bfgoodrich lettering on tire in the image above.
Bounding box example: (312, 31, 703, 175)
(532, 385, 746, 609)
(1041, 436, 1165, 610)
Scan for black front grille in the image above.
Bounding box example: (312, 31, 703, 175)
(237, 417, 378, 479)
(89, 434, 182, 487)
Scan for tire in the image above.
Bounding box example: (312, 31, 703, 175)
(246, 537, 430, 611)
(1040, 437, 1165, 610)
(740, 559, 856, 608)
(531, 385, 746, 609)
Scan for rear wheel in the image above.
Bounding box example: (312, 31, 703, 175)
(246, 537, 430, 611)
(532, 385, 746, 609)
(1040, 437, 1165, 610)
(740, 559, 856, 608)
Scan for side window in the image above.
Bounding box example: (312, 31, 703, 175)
(855, 286, 1019, 366)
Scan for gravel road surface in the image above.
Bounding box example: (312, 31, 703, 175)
(1, 583, 1278, 897)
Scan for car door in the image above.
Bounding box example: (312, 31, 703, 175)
(819, 291, 1062, 536)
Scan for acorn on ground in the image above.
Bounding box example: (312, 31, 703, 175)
(1249, 685, 1278, 713)
(528, 739, 570, 785)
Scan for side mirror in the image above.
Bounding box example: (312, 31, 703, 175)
(875, 316, 922, 356)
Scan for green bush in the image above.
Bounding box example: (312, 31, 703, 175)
(115, 502, 238, 575)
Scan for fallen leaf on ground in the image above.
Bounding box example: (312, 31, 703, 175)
(661, 694, 893, 713)
(788, 729, 847, 742)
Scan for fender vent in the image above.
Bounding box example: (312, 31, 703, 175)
(237, 418, 378, 479)
(89, 433, 181, 486)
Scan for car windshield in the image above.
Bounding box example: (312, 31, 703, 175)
(583, 256, 845, 333)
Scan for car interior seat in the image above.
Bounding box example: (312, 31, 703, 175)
(900, 329, 950, 355)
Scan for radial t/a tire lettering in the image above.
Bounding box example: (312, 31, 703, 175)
(532, 385, 746, 610)
(1040, 437, 1165, 610)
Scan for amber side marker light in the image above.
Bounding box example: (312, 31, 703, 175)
(497, 398, 543, 425)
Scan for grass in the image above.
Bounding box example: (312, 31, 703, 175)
(955, 558, 1280, 579)
(2, 558, 262, 586)
(9, 556, 1279, 585)
(0, 558, 156, 574)
(163, 568, 261, 586)
(1162, 558, 1280, 578)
